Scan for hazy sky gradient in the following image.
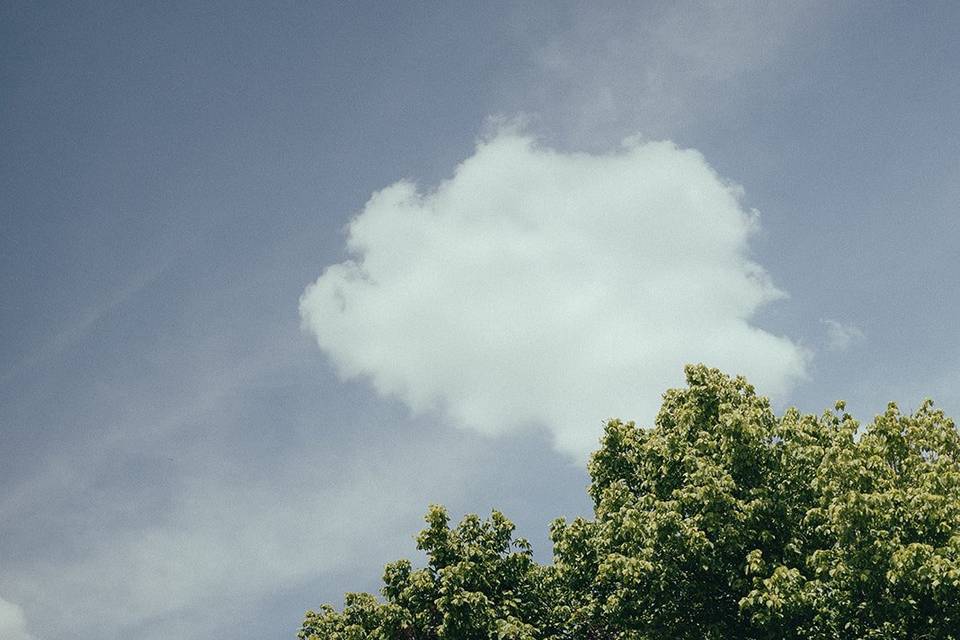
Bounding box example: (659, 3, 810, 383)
(2, 3, 959, 639)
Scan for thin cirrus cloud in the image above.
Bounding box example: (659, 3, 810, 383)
(300, 130, 808, 458)
(0, 595, 35, 640)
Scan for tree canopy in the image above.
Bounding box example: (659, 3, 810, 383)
(299, 365, 960, 639)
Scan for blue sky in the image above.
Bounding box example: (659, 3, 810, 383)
(2, 2, 959, 639)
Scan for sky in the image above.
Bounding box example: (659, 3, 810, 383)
(1, 2, 958, 639)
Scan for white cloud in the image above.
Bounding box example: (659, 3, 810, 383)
(300, 131, 807, 458)
(0, 595, 36, 640)
(821, 318, 866, 351)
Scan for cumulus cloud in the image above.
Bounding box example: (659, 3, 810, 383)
(821, 318, 866, 351)
(300, 131, 807, 457)
(0, 595, 35, 640)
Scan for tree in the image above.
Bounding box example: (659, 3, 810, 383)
(299, 507, 557, 640)
(299, 365, 960, 639)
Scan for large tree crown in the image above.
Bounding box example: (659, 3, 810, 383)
(300, 365, 960, 640)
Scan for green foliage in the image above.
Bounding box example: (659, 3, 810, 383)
(300, 365, 960, 639)
(300, 506, 556, 640)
